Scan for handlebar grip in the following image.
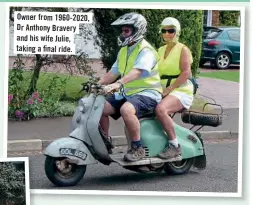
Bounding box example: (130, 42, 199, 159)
(80, 82, 90, 93)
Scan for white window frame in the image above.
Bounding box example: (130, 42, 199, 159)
(207, 10, 212, 27)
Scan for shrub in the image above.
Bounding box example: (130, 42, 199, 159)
(8, 56, 76, 120)
(0, 162, 26, 205)
(8, 91, 43, 120)
(219, 11, 240, 26)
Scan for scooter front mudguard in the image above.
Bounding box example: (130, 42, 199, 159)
(43, 137, 97, 165)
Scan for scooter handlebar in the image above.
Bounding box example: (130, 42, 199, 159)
(81, 81, 118, 96)
(80, 81, 99, 92)
(96, 85, 119, 96)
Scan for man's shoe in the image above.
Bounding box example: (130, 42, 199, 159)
(124, 144, 146, 162)
(158, 143, 182, 159)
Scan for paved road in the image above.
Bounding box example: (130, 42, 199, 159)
(10, 139, 238, 192)
(8, 108, 239, 141)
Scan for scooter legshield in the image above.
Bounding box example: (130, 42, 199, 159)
(43, 137, 97, 165)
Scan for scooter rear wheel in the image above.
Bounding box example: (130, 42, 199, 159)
(45, 156, 86, 187)
(164, 158, 194, 175)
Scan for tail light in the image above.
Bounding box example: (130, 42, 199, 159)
(208, 40, 220, 46)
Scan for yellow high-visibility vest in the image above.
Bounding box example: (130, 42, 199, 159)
(158, 42, 194, 95)
(118, 39, 163, 96)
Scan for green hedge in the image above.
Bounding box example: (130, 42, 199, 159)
(94, 9, 203, 77)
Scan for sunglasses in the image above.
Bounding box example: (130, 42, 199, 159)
(161, 29, 176, 34)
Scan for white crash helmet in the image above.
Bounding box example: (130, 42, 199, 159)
(160, 17, 181, 42)
(111, 12, 147, 47)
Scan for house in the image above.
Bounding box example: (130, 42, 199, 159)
(9, 10, 240, 59)
(203, 10, 241, 27)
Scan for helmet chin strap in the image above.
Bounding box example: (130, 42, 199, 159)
(166, 39, 178, 44)
(119, 35, 125, 42)
(164, 34, 179, 44)
(118, 34, 140, 47)
(128, 42, 136, 46)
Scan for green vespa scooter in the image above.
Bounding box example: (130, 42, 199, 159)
(43, 78, 223, 187)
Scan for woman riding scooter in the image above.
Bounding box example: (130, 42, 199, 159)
(155, 17, 195, 159)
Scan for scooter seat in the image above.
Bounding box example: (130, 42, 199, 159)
(138, 108, 186, 120)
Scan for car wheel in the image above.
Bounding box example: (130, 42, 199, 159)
(199, 59, 206, 67)
(210, 60, 216, 68)
(215, 52, 231, 69)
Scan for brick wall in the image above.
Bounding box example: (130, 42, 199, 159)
(212, 10, 220, 26)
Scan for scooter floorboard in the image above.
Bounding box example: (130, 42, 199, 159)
(109, 153, 182, 166)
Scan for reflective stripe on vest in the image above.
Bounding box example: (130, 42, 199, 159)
(118, 39, 163, 96)
(158, 42, 193, 95)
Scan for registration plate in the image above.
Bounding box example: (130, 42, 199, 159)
(59, 148, 87, 160)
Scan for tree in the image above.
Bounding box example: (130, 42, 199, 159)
(0, 162, 26, 205)
(94, 8, 203, 77)
(219, 11, 240, 26)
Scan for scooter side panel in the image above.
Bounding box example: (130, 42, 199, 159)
(140, 119, 204, 158)
(139, 118, 168, 156)
(43, 137, 97, 165)
(86, 95, 112, 161)
(174, 123, 204, 158)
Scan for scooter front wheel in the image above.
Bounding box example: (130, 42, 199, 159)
(45, 156, 86, 187)
(164, 158, 194, 175)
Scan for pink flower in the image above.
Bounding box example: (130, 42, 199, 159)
(8, 94, 13, 101)
(32, 92, 39, 99)
(8, 94, 13, 104)
(15, 110, 24, 118)
(37, 98, 42, 103)
(27, 99, 34, 105)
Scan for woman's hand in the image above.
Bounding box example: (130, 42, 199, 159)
(162, 85, 174, 97)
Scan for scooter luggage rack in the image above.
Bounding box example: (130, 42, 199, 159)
(180, 100, 224, 132)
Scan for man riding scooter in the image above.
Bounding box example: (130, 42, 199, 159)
(98, 12, 163, 162)
(43, 12, 215, 187)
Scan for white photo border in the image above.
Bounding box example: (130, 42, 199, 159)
(4, 2, 245, 198)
